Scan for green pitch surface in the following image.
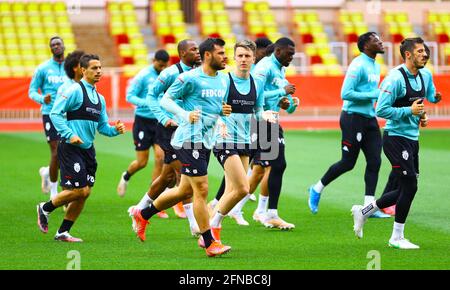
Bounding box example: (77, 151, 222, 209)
(0, 130, 449, 270)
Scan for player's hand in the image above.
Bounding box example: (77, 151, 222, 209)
(284, 84, 296, 95)
(43, 94, 51, 104)
(70, 135, 83, 145)
(435, 92, 442, 103)
(420, 112, 428, 127)
(262, 110, 279, 123)
(292, 97, 300, 107)
(189, 110, 201, 123)
(164, 119, 178, 128)
(411, 98, 425, 116)
(222, 102, 232, 116)
(278, 97, 290, 110)
(115, 120, 126, 134)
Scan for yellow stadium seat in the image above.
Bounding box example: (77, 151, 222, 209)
(153, 1, 166, 12)
(54, 2, 67, 12)
(264, 24, 278, 34)
(384, 13, 395, 22)
(257, 1, 269, 12)
(244, 2, 256, 12)
(395, 12, 408, 23)
(317, 45, 330, 56)
(294, 12, 304, 23)
(39, 2, 53, 13)
(309, 22, 324, 34)
(198, 0, 211, 11)
(215, 11, 229, 22)
(350, 12, 363, 22)
(439, 13, 450, 23)
(110, 15, 123, 24)
(202, 23, 217, 35)
(156, 24, 171, 36)
(388, 22, 399, 34)
(428, 11, 438, 23)
(342, 22, 354, 34)
(261, 13, 275, 23)
(119, 44, 133, 57)
(0, 2, 11, 13)
(305, 12, 318, 22)
(305, 44, 317, 56)
(201, 11, 215, 23)
(311, 64, 327, 76)
(327, 64, 344, 76)
(339, 11, 350, 23)
(172, 23, 186, 35)
(169, 11, 184, 23)
(122, 2, 134, 12)
(322, 54, 338, 65)
(111, 24, 125, 35)
(297, 22, 310, 34)
(167, 0, 180, 11)
(155, 12, 170, 24)
(211, 1, 225, 11)
(12, 2, 26, 13)
(285, 65, 297, 76)
(313, 33, 328, 44)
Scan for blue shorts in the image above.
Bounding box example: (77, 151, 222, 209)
(213, 143, 251, 168)
(132, 115, 158, 151)
(42, 115, 59, 142)
(155, 123, 178, 164)
(176, 143, 211, 177)
(58, 141, 97, 188)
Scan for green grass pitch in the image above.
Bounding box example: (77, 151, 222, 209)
(0, 129, 449, 270)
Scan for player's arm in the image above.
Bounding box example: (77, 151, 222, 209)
(147, 71, 172, 126)
(125, 73, 147, 107)
(160, 75, 192, 123)
(254, 81, 278, 122)
(50, 86, 81, 140)
(97, 95, 122, 136)
(28, 67, 47, 104)
(341, 63, 379, 101)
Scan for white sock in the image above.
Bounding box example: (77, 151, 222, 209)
(364, 195, 375, 206)
(50, 182, 58, 199)
(230, 194, 251, 215)
(137, 193, 153, 210)
(391, 222, 405, 241)
(183, 203, 198, 228)
(210, 211, 226, 228)
(361, 201, 379, 218)
(313, 180, 324, 193)
(256, 195, 269, 213)
(209, 198, 219, 209)
(267, 208, 278, 218)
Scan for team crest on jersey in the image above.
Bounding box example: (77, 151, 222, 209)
(192, 150, 199, 159)
(138, 131, 144, 140)
(74, 163, 81, 173)
(356, 132, 362, 142)
(402, 150, 409, 160)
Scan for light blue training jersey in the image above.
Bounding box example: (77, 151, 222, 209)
(252, 53, 297, 113)
(29, 58, 68, 115)
(160, 67, 229, 149)
(376, 64, 437, 141)
(341, 52, 381, 118)
(216, 72, 264, 144)
(147, 61, 193, 126)
(126, 65, 159, 119)
(50, 79, 119, 149)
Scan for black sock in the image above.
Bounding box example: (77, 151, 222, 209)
(141, 204, 160, 220)
(58, 219, 74, 234)
(123, 171, 131, 181)
(202, 229, 214, 248)
(42, 200, 56, 213)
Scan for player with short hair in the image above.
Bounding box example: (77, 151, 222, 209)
(37, 54, 125, 242)
(29, 36, 68, 198)
(351, 37, 441, 249)
(117, 49, 169, 198)
(308, 32, 390, 218)
(129, 38, 232, 257)
(128, 39, 202, 235)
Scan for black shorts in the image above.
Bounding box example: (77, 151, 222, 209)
(339, 111, 381, 158)
(176, 142, 211, 177)
(132, 115, 158, 151)
(42, 115, 59, 142)
(383, 132, 419, 177)
(155, 123, 178, 164)
(252, 121, 284, 167)
(58, 141, 97, 188)
(213, 143, 251, 168)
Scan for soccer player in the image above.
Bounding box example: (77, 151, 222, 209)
(129, 39, 202, 234)
(308, 32, 390, 218)
(208, 40, 276, 234)
(29, 36, 68, 198)
(128, 38, 232, 257)
(117, 50, 169, 197)
(56, 50, 85, 100)
(250, 37, 299, 229)
(36, 54, 125, 242)
(351, 37, 441, 249)
(379, 42, 441, 216)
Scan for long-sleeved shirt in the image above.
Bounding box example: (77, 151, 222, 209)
(29, 58, 68, 115)
(252, 54, 297, 113)
(341, 53, 381, 118)
(160, 67, 229, 149)
(216, 72, 264, 144)
(147, 61, 193, 126)
(376, 64, 438, 141)
(50, 79, 119, 149)
(126, 65, 159, 119)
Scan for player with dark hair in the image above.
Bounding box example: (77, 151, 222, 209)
(254, 37, 273, 64)
(128, 39, 202, 235)
(117, 49, 169, 199)
(351, 37, 441, 249)
(29, 36, 67, 198)
(251, 37, 299, 229)
(128, 38, 233, 257)
(308, 32, 390, 218)
(57, 50, 85, 99)
(37, 54, 125, 242)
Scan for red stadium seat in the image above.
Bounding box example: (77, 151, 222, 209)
(391, 33, 404, 43)
(310, 55, 323, 64)
(121, 56, 135, 65)
(437, 33, 449, 43)
(301, 33, 314, 44)
(170, 55, 180, 64)
(115, 34, 129, 45)
(161, 34, 176, 44)
(346, 33, 358, 43)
